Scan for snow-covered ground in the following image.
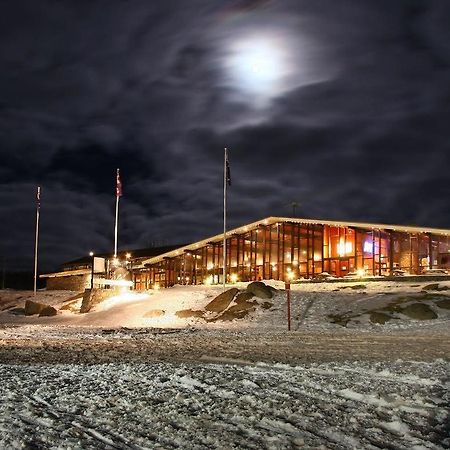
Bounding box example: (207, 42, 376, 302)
(0, 360, 448, 449)
(1, 279, 450, 332)
(0, 280, 449, 449)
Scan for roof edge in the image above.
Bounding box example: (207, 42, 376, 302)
(141, 216, 450, 266)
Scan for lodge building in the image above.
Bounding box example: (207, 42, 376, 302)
(133, 217, 450, 289)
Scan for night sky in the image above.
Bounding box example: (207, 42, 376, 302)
(1, 0, 449, 272)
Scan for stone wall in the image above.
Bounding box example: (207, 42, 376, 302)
(46, 274, 90, 291)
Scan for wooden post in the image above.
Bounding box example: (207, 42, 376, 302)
(285, 280, 291, 331)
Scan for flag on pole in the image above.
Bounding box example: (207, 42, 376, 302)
(225, 150, 231, 186)
(36, 186, 41, 209)
(116, 168, 122, 197)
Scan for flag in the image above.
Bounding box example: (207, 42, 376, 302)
(36, 186, 41, 209)
(116, 168, 122, 197)
(225, 149, 231, 186)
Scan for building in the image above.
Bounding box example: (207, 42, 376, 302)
(41, 245, 182, 290)
(133, 217, 450, 289)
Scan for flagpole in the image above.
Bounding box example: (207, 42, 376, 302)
(114, 168, 120, 258)
(33, 186, 41, 296)
(223, 148, 227, 291)
(114, 194, 119, 257)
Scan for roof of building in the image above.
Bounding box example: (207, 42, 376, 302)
(62, 245, 184, 268)
(141, 216, 450, 266)
(41, 245, 185, 278)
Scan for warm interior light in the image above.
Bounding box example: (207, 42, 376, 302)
(337, 241, 353, 257)
(153, 283, 160, 290)
(204, 275, 213, 285)
(356, 269, 366, 278)
(363, 241, 373, 253)
(230, 273, 238, 283)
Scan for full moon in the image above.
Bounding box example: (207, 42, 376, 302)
(224, 33, 292, 101)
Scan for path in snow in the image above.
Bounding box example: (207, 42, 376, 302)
(0, 328, 449, 364)
(0, 360, 448, 449)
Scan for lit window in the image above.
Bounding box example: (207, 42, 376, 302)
(337, 241, 352, 257)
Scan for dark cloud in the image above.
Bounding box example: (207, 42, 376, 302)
(1, 0, 449, 272)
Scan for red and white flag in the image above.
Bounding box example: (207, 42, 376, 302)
(116, 169, 122, 198)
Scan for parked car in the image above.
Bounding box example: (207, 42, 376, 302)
(314, 272, 336, 281)
(421, 268, 449, 275)
(343, 270, 366, 279)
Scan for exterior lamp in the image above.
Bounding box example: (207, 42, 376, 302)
(286, 271, 295, 281)
(356, 269, 366, 278)
(126, 253, 131, 259)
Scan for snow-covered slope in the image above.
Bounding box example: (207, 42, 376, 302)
(1, 280, 449, 332)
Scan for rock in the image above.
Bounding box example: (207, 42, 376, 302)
(24, 300, 46, 316)
(400, 303, 437, 320)
(369, 311, 392, 324)
(39, 306, 58, 317)
(59, 299, 82, 312)
(227, 302, 256, 314)
(350, 284, 366, 290)
(260, 301, 273, 310)
(234, 292, 254, 304)
(246, 281, 273, 299)
(80, 288, 113, 313)
(144, 309, 165, 318)
(422, 283, 440, 291)
(433, 298, 450, 310)
(327, 314, 351, 327)
(422, 283, 449, 292)
(210, 309, 252, 322)
(205, 288, 239, 312)
(175, 309, 205, 319)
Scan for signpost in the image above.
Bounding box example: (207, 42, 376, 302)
(285, 280, 291, 331)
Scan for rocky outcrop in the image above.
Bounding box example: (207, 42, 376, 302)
(369, 311, 391, 324)
(205, 288, 239, 313)
(234, 292, 254, 304)
(400, 303, 437, 320)
(175, 309, 205, 319)
(208, 308, 253, 322)
(80, 288, 113, 313)
(246, 282, 273, 299)
(24, 300, 46, 316)
(39, 306, 58, 317)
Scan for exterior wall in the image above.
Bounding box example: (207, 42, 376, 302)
(135, 222, 450, 289)
(46, 274, 90, 291)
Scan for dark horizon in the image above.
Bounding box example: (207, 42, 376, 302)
(1, 0, 449, 273)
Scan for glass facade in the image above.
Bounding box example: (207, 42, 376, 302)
(133, 219, 450, 289)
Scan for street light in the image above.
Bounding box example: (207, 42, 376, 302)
(89, 251, 94, 289)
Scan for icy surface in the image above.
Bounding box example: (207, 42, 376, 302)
(0, 282, 449, 448)
(0, 360, 448, 449)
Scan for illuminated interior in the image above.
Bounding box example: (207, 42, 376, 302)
(132, 219, 450, 289)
